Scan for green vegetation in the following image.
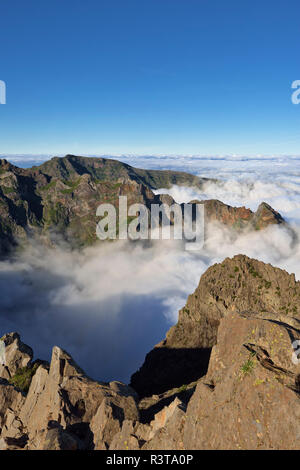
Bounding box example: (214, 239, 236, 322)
(9, 363, 40, 393)
(37, 155, 204, 190)
(177, 384, 188, 393)
(253, 378, 265, 386)
(61, 178, 81, 194)
(241, 353, 256, 375)
(43, 202, 68, 227)
(114, 215, 139, 237)
(60, 188, 74, 194)
(249, 268, 259, 278)
(1, 186, 15, 194)
(93, 180, 122, 190)
(248, 264, 264, 279)
(40, 180, 57, 191)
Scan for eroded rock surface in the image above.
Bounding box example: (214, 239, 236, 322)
(0, 341, 139, 450)
(0, 333, 33, 380)
(131, 254, 300, 397)
(190, 199, 285, 231)
(182, 313, 300, 449)
(0, 156, 285, 254)
(1, 255, 300, 450)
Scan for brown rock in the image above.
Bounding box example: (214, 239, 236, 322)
(2, 255, 300, 450)
(183, 312, 300, 449)
(143, 400, 186, 450)
(189, 199, 285, 230)
(0, 378, 25, 432)
(131, 254, 300, 397)
(17, 345, 139, 450)
(0, 333, 33, 380)
(43, 424, 79, 451)
(109, 420, 141, 450)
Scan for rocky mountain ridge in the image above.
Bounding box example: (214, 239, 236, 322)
(1, 255, 300, 450)
(0, 155, 285, 254)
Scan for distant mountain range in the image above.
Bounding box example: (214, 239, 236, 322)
(0, 154, 285, 254)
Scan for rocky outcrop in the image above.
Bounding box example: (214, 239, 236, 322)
(109, 397, 187, 451)
(127, 308, 300, 450)
(129, 256, 300, 450)
(251, 201, 285, 230)
(0, 156, 285, 254)
(182, 312, 300, 449)
(0, 379, 25, 446)
(1, 255, 300, 449)
(190, 199, 285, 230)
(131, 254, 300, 396)
(0, 333, 33, 380)
(0, 156, 211, 253)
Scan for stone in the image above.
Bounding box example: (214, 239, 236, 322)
(0, 333, 33, 380)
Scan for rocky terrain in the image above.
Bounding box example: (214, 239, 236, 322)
(0, 155, 285, 254)
(191, 199, 284, 231)
(1, 255, 300, 450)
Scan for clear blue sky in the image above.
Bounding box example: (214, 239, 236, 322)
(0, 0, 300, 156)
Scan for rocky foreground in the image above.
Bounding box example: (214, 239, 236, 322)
(1, 254, 300, 450)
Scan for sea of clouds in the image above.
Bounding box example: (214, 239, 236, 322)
(0, 154, 300, 383)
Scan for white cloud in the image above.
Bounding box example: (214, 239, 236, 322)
(0, 221, 299, 383)
(0, 154, 299, 383)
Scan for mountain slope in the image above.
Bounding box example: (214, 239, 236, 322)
(0, 155, 286, 254)
(131, 254, 300, 397)
(34, 154, 210, 189)
(1, 255, 300, 450)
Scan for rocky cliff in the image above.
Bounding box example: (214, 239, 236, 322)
(1, 255, 300, 450)
(131, 254, 300, 397)
(0, 155, 285, 254)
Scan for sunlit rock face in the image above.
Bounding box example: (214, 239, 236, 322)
(0, 155, 285, 254)
(1, 256, 300, 450)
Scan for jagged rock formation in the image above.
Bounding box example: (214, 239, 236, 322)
(0, 338, 139, 450)
(0, 155, 285, 254)
(191, 199, 285, 230)
(131, 254, 300, 396)
(1, 255, 300, 450)
(182, 312, 300, 449)
(140, 310, 300, 450)
(0, 333, 33, 380)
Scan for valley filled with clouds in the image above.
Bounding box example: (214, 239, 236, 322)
(0, 155, 299, 383)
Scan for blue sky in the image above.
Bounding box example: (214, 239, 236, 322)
(0, 0, 300, 156)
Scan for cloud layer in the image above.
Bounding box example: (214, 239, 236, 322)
(0, 155, 299, 384)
